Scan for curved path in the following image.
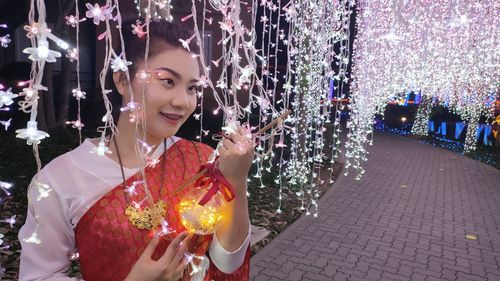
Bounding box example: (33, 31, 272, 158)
(250, 132, 500, 281)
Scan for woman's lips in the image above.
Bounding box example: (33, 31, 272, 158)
(160, 112, 182, 125)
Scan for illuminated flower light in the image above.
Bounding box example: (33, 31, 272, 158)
(68, 250, 79, 261)
(196, 75, 209, 88)
(135, 70, 152, 83)
(131, 20, 147, 38)
(23, 231, 41, 244)
(2, 215, 16, 228)
(91, 141, 111, 156)
(154, 219, 174, 238)
(120, 101, 140, 113)
(66, 120, 84, 130)
(178, 34, 196, 52)
(110, 53, 132, 72)
(85, 3, 108, 25)
(72, 88, 86, 100)
(238, 65, 253, 84)
(15, 121, 49, 145)
(124, 181, 142, 196)
(85, 3, 115, 25)
(66, 48, 79, 62)
(23, 23, 40, 39)
(0, 118, 12, 131)
(0, 181, 12, 196)
(65, 15, 86, 27)
(30, 180, 52, 201)
(0, 88, 17, 108)
(0, 34, 11, 48)
(23, 39, 62, 63)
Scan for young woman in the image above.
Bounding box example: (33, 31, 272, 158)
(19, 20, 253, 281)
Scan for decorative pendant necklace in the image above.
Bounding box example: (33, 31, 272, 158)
(114, 138, 168, 230)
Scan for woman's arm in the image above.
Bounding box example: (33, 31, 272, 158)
(211, 125, 254, 273)
(214, 180, 250, 252)
(19, 171, 82, 281)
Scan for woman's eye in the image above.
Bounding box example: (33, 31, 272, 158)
(188, 85, 201, 94)
(161, 78, 175, 87)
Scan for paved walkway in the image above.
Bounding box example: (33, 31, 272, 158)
(250, 132, 500, 281)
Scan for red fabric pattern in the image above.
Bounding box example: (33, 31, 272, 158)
(75, 139, 250, 281)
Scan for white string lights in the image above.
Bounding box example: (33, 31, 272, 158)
(16, 1, 69, 159)
(13, 0, 356, 252)
(411, 94, 431, 136)
(135, 0, 173, 22)
(347, 0, 499, 177)
(280, 0, 353, 216)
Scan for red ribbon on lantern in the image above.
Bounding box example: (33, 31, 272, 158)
(196, 159, 236, 206)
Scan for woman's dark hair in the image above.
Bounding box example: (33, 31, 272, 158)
(109, 20, 200, 121)
(120, 19, 200, 74)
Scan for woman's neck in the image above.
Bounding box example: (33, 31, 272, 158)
(111, 115, 163, 168)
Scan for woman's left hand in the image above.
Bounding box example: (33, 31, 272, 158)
(217, 125, 255, 195)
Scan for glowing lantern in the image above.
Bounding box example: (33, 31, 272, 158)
(178, 161, 235, 235)
(178, 185, 228, 235)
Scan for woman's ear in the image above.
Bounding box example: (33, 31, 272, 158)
(112, 71, 129, 96)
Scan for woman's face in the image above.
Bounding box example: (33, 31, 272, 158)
(120, 47, 200, 142)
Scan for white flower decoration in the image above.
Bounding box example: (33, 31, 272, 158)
(197, 75, 209, 88)
(0, 233, 4, 245)
(20, 87, 37, 98)
(15, 121, 50, 145)
(72, 88, 86, 100)
(2, 215, 16, 228)
(23, 231, 41, 244)
(65, 15, 86, 27)
(0, 118, 11, 131)
(85, 3, 107, 25)
(239, 65, 254, 84)
(110, 53, 132, 72)
(36, 184, 52, 201)
(91, 141, 111, 156)
(23, 40, 61, 63)
(0, 88, 18, 108)
(66, 48, 79, 62)
(0, 34, 11, 48)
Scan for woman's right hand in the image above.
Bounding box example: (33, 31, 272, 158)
(124, 231, 191, 281)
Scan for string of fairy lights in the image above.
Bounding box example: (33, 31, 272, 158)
(0, 0, 353, 255)
(346, 0, 499, 178)
(0, 22, 13, 265)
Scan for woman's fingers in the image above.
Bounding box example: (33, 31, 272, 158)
(159, 232, 188, 264)
(174, 258, 190, 279)
(170, 235, 190, 266)
(222, 137, 236, 150)
(141, 237, 160, 260)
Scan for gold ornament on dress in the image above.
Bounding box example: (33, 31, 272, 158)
(125, 200, 167, 230)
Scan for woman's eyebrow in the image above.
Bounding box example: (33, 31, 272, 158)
(156, 67, 181, 79)
(156, 67, 198, 83)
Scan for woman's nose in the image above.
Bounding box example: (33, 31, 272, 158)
(169, 89, 191, 109)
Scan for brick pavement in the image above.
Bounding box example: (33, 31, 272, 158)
(250, 132, 500, 281)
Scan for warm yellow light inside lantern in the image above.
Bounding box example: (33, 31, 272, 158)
(178, 186, 227, 235)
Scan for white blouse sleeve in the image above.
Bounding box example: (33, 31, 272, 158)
(208, 223, 251, 274)
(18, 170, 82, 281)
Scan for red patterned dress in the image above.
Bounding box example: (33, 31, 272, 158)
(19, 138, 250, 281)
